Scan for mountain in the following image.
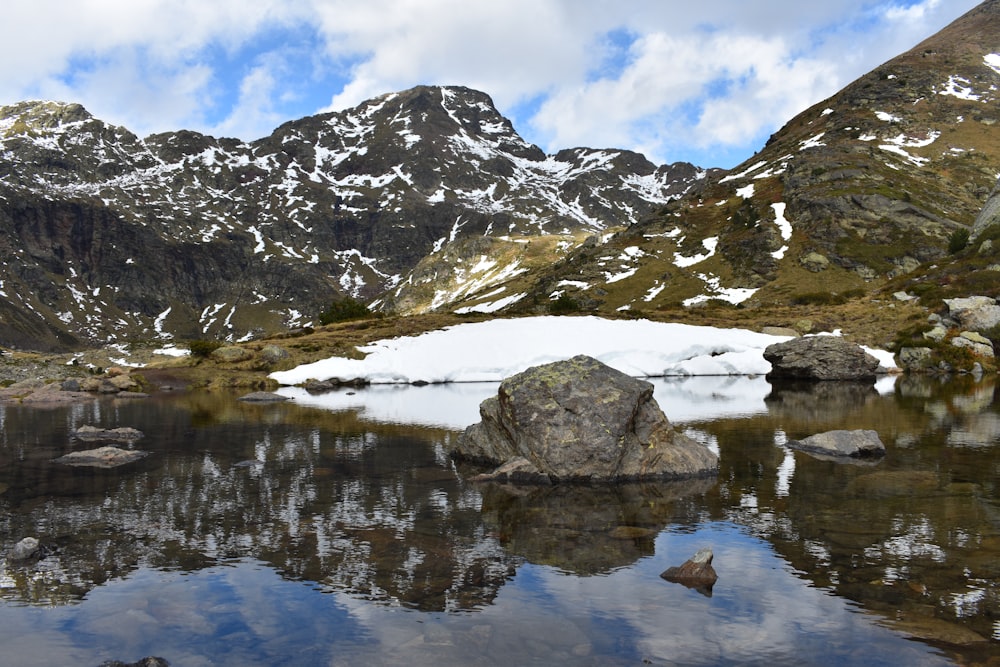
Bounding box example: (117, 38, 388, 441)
(1, 1, 999, 354)
(0, 87, 716, 350)
(498, 0, 1000, 320)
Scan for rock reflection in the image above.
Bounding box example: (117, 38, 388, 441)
(764, 380, 881, 423)
(0, 396, 517, 612)
(476, 478, 715, 574)
(703, 375, 1000, 658)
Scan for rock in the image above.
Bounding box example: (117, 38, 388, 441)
(971, 176, 1000, 240)
(8, 537, 40, 561)
(897, 346, 934, 371)
(786, 429, 886, 459)
(260, 345, 290, 364)
(660, 547, 718, 595)
(73, 425, 144, 442)
(237, 391, 291, 402)
(304, 377, 369, 392)
(922, 325, 948, 342)
(764, 336, 880, 382)
(60, 378, 81, 391)
(54, 446, 148, 468)
(470, 457, 551, 485)
(20, 386, 95, 404)
(451, 355, 718, 483)
(108, 373, 137, 390)
(951, 331, 995, 358)
(943, 296, 1000, 332)
(211, 346, 254, 363)
(799, 251, 829, 272)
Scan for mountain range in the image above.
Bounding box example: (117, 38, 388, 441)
(0, 1, 998, 352)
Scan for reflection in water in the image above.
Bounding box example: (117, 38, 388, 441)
(0, 377, 996, 664)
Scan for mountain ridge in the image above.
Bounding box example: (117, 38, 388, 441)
(1, 1, 999, 354)
(0, 87, 716, 350)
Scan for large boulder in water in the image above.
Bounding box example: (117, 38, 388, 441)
(764, 336, 880, 382)
(450, 355, 718, 483)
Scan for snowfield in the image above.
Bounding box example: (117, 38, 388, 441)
(269, 315, 897, 385)
(267, 316, 899, 429)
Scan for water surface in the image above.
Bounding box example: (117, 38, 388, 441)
(0, 375, 997, 665)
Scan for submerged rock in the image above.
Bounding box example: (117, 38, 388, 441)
(786, 429, 886, 459)
(764, 336, 880, 382)
(451, 355, 718, 483)
(237, 391, 292, 402)
(660, 547, 718, 596)
(73, 425, 144, 442)
(55, 446, 148, 468)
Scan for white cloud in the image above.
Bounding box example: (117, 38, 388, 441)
(0, 0, 982, 167)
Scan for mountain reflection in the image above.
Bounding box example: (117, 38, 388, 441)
(0, 377, 998, 662)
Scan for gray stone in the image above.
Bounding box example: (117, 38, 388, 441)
(237, 391, 292, 402)
(786, 429, 886, 459)
(951, 333, 995, 358)
(55, 446, 148, 468)
(799, 252, 829, 272)
(260, 345, 291, 364)
(923, 325, 948, 342)
(764, 336, 880, 382)
(944, 296, 1000, 332)
(73, 425, 144, 442)
(9, 537, 40, 561)
(897, 347, 934, 370)
(971, 176, 1000, 240)
(452, 355, 718, 483)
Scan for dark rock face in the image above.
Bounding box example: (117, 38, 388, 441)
(786, 429, 886, 459)
(764, 336, 880, 382)
(451, 355, 718, 483)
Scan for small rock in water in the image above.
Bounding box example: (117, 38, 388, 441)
(660, 547, 718, 596)
(73, 425, 144, 442)
(237, 391, 291, 402)
(786, 429, 885, 459)
(54, 446, 148, 468)
(8, 537, 41, 561)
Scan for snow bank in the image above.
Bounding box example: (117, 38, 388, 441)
(269, 316, 803, 386)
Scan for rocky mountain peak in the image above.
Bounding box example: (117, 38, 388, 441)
(0, 84, 708, 349)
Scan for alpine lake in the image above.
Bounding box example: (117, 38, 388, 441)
(1, 373, 999, 666)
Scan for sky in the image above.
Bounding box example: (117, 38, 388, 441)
(263, 316, 899, 428)
(0, 1, 981, 168)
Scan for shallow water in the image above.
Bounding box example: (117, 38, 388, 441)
(0, 375, 997, 665)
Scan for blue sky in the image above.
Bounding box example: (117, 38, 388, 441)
(0, 0, 981, 168)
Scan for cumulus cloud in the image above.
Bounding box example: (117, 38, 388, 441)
(0, 0, 981, 167)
